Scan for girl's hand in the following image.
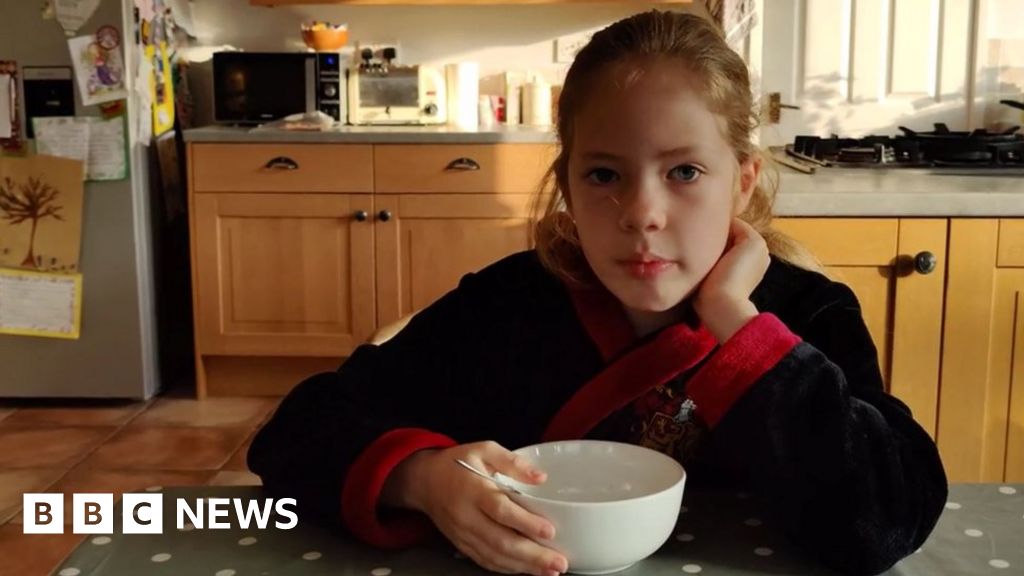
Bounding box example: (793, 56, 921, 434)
(693, 218, 770, 341)
(396, 441, 569, 576)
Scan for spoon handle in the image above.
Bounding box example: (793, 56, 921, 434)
(454, 459, 523, 495)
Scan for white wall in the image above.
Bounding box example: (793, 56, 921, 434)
(183, 0, 690, 125)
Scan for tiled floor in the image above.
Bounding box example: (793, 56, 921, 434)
(0, 394, 279, 576)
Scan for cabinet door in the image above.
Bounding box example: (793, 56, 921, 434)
(941, 219, 1024, 482)
(374, 194, 537, 325)
(774, 218, 947, 438)
(193, 193, 375, 357)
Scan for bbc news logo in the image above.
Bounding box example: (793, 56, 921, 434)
(23, 493, 298, 534)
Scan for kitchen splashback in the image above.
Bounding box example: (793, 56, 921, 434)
(183, 0, 685, 126)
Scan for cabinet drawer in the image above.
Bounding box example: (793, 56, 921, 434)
(998, 219, 1024, 267)
(774, 218, 899, 265)
(374, 144, 556, 193)
(191, 144, 373, 193)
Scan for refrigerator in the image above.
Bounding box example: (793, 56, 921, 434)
(0, 0, 163, 398)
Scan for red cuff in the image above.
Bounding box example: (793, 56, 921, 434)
(687, 313, 801, 429)
(341, 428, 457, 549)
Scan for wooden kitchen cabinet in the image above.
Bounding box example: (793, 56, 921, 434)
(192, 193, 376, 358)
(188, 142, 551, 396)
(372, 143, 554, 323)
(374, 193, 539, 325)
(939, 220, 1024, 482)
(774, 218, 948, 440)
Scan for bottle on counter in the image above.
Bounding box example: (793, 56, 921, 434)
(522, 75, 553, 127)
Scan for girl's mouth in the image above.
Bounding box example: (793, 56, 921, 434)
(619, 258, 675, 279)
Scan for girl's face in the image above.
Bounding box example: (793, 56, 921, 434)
(567, 58, 758, 327)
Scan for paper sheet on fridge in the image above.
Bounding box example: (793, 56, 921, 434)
(0, 155, 85, 273)
(134, 0, 156, 22)
(68, 34, 127, 106)
(55, 0, 101, 36)
(34, 116, 127, 181)
(165, 0, 195, 35)
(0, 268, 82, 339)
(0, 74, 12, 139)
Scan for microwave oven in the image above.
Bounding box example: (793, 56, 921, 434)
(213, 51, 346, 124)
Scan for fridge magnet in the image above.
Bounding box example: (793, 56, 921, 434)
(0, 154, 84, 272)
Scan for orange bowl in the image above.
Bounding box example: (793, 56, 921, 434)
(302, 28, 349, 52)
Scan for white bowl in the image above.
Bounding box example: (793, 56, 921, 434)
(501, 440, 686, 575)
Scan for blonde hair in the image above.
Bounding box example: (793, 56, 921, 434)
(533, 10, 820, 287)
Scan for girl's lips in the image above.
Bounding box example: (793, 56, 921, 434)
(619, 259, 675, 279)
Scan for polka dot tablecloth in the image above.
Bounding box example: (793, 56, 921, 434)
(53, 484, 1021, 575)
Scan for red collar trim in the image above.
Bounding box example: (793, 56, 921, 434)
(544, 286, 717, 441)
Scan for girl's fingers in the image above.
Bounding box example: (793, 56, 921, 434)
(480, 492, 557, 541)
(471, 515, 569, 576)
(481, 441, 547, 484)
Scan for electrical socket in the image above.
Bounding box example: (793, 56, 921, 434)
(554, 31, 593, 64)
(354, 41, 402, 64)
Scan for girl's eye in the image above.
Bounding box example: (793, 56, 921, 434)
(585, 168, 620, 185)
(668, 165, 702, 182)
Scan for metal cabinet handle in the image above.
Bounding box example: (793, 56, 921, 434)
(264, 156, 299, 170)
(445, 157, 481, 171)
(354, 210, 368, 222)
(914, 251, 937, 275)
(378, 210, 392, 222)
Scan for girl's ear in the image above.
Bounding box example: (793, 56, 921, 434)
(733, 156, 761, 215)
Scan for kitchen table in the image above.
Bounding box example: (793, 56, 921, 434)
(51, 484, 1022, 575)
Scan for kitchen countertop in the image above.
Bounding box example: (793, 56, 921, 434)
(183, 124, 559, 144)
(184, 126, 1024, 217)
(775, 168, 1024, 217)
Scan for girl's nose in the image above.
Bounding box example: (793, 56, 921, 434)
(617, 181, 667, 233)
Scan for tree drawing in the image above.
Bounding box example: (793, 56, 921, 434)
(0, 176, 65, 269)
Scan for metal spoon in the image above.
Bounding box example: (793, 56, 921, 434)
(454, 459, 524, 495)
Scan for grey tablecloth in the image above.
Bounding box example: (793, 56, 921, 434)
(52, 484, 1022, 576)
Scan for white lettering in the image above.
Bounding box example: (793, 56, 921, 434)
(176, 499, 204, 530)
(207, 498, 231, 529)
(275, 498, 298, 529)
(233, 498, 273, 529)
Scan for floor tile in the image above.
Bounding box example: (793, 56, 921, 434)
(9, 467, 215, 525)
(0, 524, 84, 576)
(131, 397, 278, 428)
(82, 427, 249, 471)
(0, 426, 115, 468)
(208, 470, 262, 486)
(0, 469, 67, 525)
(3, 402, 148, 427)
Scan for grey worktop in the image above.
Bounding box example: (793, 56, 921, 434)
(184, 124, 558, 144)
(184, 126, 1024, 217)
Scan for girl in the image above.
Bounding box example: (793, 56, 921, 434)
(249, 10, 947, 576)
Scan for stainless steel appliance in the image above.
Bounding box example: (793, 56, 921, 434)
(347, 46, 446, 125)
(213, 51, 346, 124)
(786, 123, 1024, 172)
